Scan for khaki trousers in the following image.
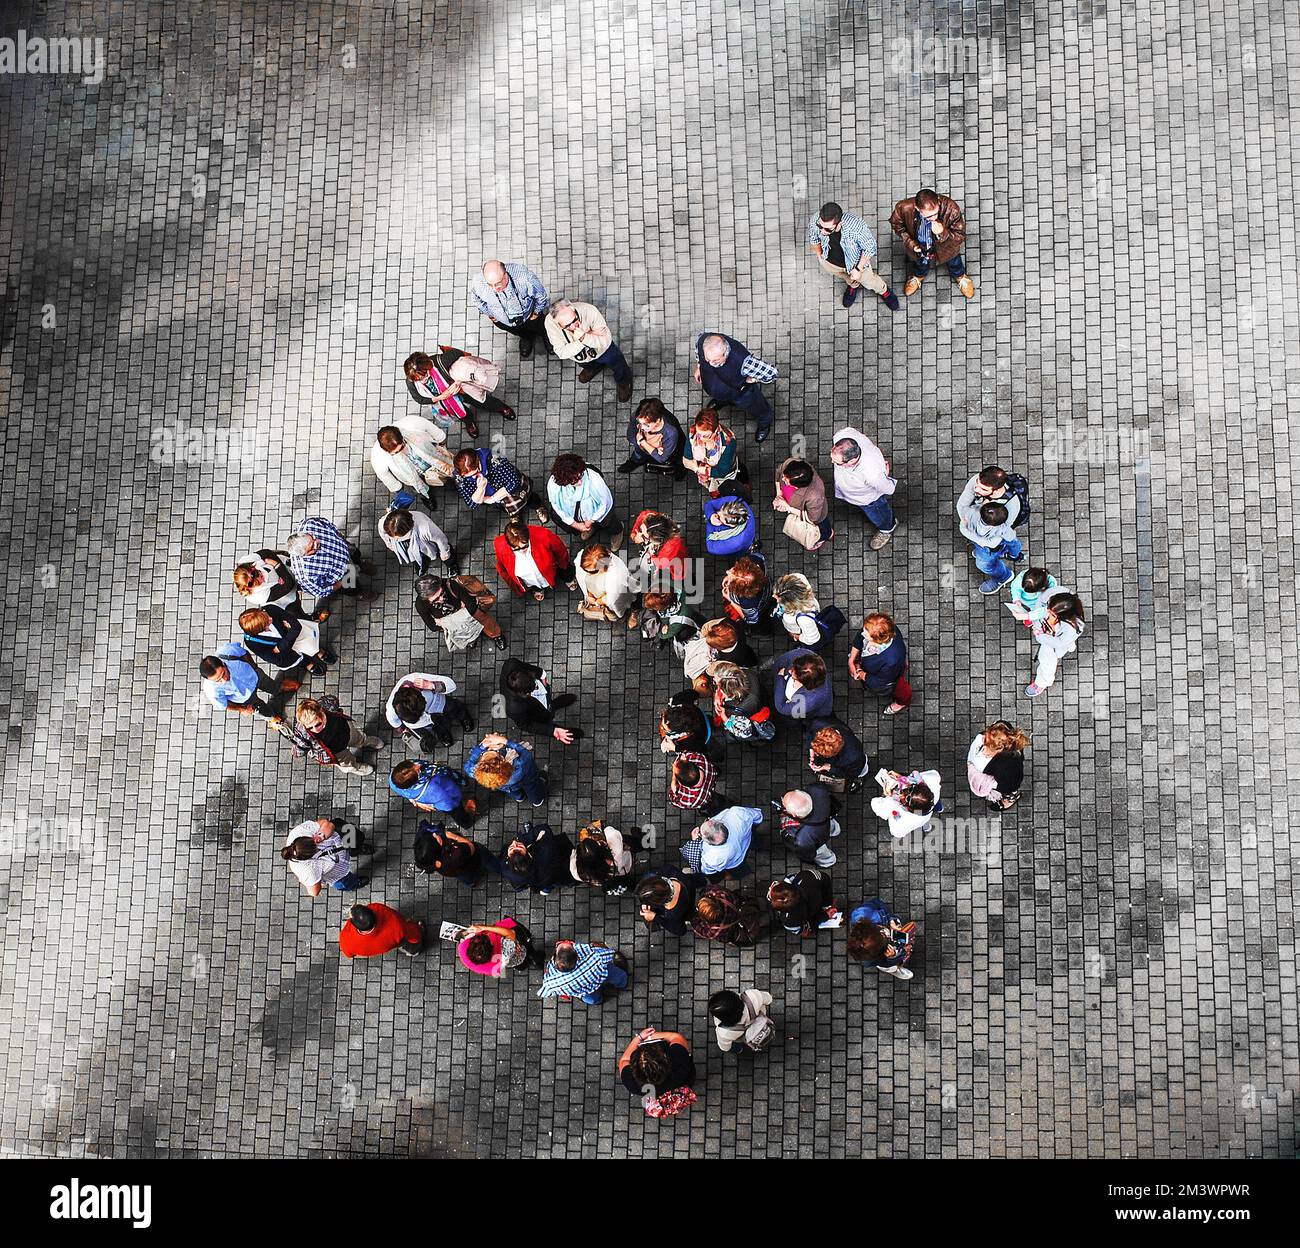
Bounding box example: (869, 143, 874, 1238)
(818, 255, 887, 295)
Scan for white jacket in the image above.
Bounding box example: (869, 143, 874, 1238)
(370, 415, 450, 493)
(872, 769, 942, 838)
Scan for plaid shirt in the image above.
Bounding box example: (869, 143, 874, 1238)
(668, 751, 717, 810)
(805, 210, 879, 271)
(471, 262, 550, 324)
(537, 944, 615, 998)
(289, 516, 352, 598)
(739, 353, 778, 384)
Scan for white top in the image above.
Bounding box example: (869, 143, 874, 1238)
(785, 606, 823, 647)
(871, 769, 942, 838)
(284, 821, 353, 888)
(378, 508, 452, 566)
(714, 988, 773, 1052)
(511, 545, 551, 590)
(237, 553, 296, 608)
(528, 679, 550, 708)
(831, 426, 895, 506)
(568, 825, 633, 881)
(575, 552, 636, 615)
(385, 672, 457, 728)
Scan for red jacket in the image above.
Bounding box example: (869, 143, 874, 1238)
(339, 904, 420, 958)
(632, 509, 691, 583)
(494, 526, 574, 596)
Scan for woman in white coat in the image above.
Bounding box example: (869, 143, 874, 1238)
(1025, 592, 1085, 697)
(574, 541, 638, 627)
(369, 415, 454, 508)
(871, 768, 942, 838)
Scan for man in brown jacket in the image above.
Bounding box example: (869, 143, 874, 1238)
(889, 188, 975, 298)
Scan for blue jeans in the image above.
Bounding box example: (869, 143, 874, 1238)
(861, 496, 896, 533)
(331, 872, 365, 891)
(913, 252, 967, 279)
(588, 342, 632, 385)
(508, 765, 549, 805)
(971, 537, 1022, 583)
(710, 383, 773, 431)
(581, 962, 628, 1005)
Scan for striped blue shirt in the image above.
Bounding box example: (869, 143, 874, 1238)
(471, 263, 550, 324)
(537, 944, 616, 998)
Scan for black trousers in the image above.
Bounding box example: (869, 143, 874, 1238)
(495, 316, 554, 352)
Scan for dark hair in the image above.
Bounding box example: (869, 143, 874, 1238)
(903, 782, 935, 815)
(279, 836, 317, 862)
(673, 759, 702, 788)
(377, 425, 405, 453)
(504, 666, 537, 696)
(349, 905, 376, 933)
(393, 686, 427, 725)
(782, 459, 815, 488)
(383, 509, 414, 538)
(635, 397, 670, 423)
(980, 501, 1009, 526)
(630, 1043, 671, 1086)
(199, 656, 224, 679)
(709, 989, 744, 1026)
(978, 465, 1007, 490)
(663, 704, 700, 737)
(553, 942, 578, 972)
(817, 201, 843, 224)
(915, 188, 940, 212)
(847, 919, 886, 962)
(506, 844, 531, 872)
(412, 829, 441, 874)
(575, 836, 614, 885)
(503, 519, 529, 549)
(391, 760, 420, 787)
(636, 875, 673, 907)
(768, 881, 798, 910)
(791, 654, 826, 688)
(1049, 593, 1086, 625)
(464, 934, 493, 965)
(550, 453, 587, 486)
(1021, 567, 1050, 594)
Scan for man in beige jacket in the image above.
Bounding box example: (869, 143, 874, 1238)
(544, 299, 634, 401)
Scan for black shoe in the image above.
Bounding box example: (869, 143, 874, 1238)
(552, 693, 578, 710)
(492, 634, 509, 651)
(444, 555, 461, 576)
(617, 381, 633, 402)
(842, 286, 860, 308)
(755, 426, 772, 444)
(518, 336, 534, 360)
(458, 715, 474, 731)
(424, 493, 438, 512)
(465, 419, 480, 438)
(881, 288, 901, 311)
(1009, 549, 1027, 563)
(617, 457, 640, 474)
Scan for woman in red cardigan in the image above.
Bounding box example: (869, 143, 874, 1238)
(631, 509, 692, 592)
(494, 519, 578, 601)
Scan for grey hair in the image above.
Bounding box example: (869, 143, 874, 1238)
(832, 437, 861, 463)
(783, 790, 813, 818)
(773, 572, 818, 612)
(285, 534, 315, 556)
(700, 820, 728, 845)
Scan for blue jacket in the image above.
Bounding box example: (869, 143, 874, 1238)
(390, 761, 464, 811)
(703, 494, 757, 557)
(856, 629, 907, 693)
(849, 899, 911, 968)
(772, 648, 834, 720)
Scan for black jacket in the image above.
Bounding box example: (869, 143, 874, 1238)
(498, 823, 573, 893)
(499, 659, 554, 728)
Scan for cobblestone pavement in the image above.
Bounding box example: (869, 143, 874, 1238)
(0, 0, 1297, 1159)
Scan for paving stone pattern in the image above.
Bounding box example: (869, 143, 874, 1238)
(0, 0, 1297, 1158)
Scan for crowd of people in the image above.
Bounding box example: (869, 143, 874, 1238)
(199, 190, 1085, 1118)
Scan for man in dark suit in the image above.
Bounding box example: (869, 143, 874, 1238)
(498, 659, 579, 745)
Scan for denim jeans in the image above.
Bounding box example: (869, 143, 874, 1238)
(331, 872, 366, 891)
(588, 342, 632, 385)
(709, 383, 773, 431)
(508, 765, 549, 805)
(860, 495, 897, 533)
(581, 961, 629, 1004)
(971, 537, 1022, 583)
(913, 251, 967, 279)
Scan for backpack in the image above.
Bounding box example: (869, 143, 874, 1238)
(1005, 473, 1031, 528)
(743, 1013, 776, 1051)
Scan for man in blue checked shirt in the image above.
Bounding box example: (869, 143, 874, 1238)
(472, 258, 552, 359)
(806, 201, 901, 311)
(694, 333, 778, 443)
(537, 940, 629, 1006)
(286, 516, 378, 606)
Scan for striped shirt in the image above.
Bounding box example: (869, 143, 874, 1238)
(471, 263, 550, 324)
(805, 210, 879, 270)
(739, 353, 779, 384)
(668, 751, 717, 810)
(537, 944, 616, 998)
(289, 516, 352, 598)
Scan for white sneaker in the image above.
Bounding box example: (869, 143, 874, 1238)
(818, 911, 844, 929)
(879, 965, 913, 980)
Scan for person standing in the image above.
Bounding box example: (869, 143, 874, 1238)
(772, 649, 833, 722)
(544, 299, 634, 401)
(775, 788, 840, 867)
(871, 768, 942, 838)
(574, 542, 637, 626)
(414, 574, 508, 653)
(1006, 565, 1060, 623)
(806, 200, 901, 310)
(767, 869, 842, 936)
(1025, 592, 1086, 698)
(773, 457, 834, 549)
(403, 347, 516, 438)
(286, 516, 377, 605)
(472, 259, 551, 358)
(378, 495, 457, 576)
(388, 759, 478, 829)
(546, 454, 624, 548)
(806, 716, 869, 793)
(618, 1028, 697, 1117)
(384, 672, 472, 750)
(339, 903, 425, 960)
(772, 572, 846, 653)
(829, 428, 897, 549)
(411, 819, 499, 887)
(199, 644, 284, 716)
(569, 819, 637, 895)
(847, 898, 917, 980)
(635, 870, 702, 936)
(457, 917, 540, 977)
(452, 447, 534, 519)
(709, 988, 776, 1054)
(237, 606, 333, 682)
(498, 659, 579, 745)
(668, 753, 726, 816)
(956, 465, 1027, 593)
(680, 806, 763, 877)
(498, 823, 574, 895)
(231, 549, 307, 613)
(690, 890, 765, 946)
(848, 612, 912, 716)
(618, 397, 686, 477)
(538, 941, 630, 1005)
(890, 187, 975, 298)
(464, 732, 549, 806)
(703, 495, 758, 558)
(369, 417, 454, 508)
(291, 697, 384, 776)
(694, 332, 777, 442)
(684, 408, 749, 497)
(968, 721, 1029, 810)
(493, 519, 576, 602)
(640, 590, 704, 657)
(630, 509, 691, 592)
(281, 817, 369, 896)
(721, 555, 773, 632)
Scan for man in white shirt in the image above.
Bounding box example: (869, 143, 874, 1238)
(829, 427, 897, 549)
(544, 299, 634, 401)
(682, 805, 763, 876)
(385, 672, 473, 750)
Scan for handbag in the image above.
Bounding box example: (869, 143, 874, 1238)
(782, 508, 822, 551)
(454, 573, 497, 610)
(645, 1086, 697, 1118)
(503, 473, 533, 517)
(742, 1012, 776, 1052)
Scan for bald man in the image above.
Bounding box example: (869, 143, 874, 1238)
(471, 259, 552, 358)
(693, 331, 777, 443)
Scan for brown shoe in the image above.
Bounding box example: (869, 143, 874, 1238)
(957, 275, 975, 298)
(903, 276, 923, 297)
(869, 530, 893, 550)
(616, 381, 633, 402)
(577, 367, 597, 383)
